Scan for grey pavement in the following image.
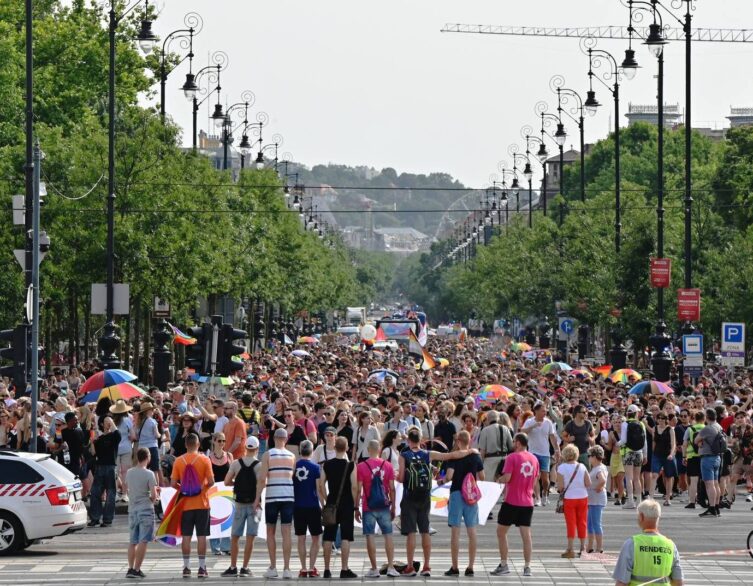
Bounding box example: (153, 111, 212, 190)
(1, 493, 752, 585)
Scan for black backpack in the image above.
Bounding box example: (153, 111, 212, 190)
(404, 450, 431, 501)
(234, 459, 260, 503)
(626, 420, 645, 451)
(707, 428, 728, 456)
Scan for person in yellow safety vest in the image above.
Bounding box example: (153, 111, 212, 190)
(612, 499, 684, 586)
(681, 411, 706, 509)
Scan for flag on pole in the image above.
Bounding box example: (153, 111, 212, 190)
(168, 323, 196, 346)
(375, 326, 387, 342)
(409, 330, 436, 370)
(284, 334, 294, 345)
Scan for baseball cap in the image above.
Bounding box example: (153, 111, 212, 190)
(627, 404, 640, 413)
(246, 436, 260, 449)
(324, 426, 337, 435)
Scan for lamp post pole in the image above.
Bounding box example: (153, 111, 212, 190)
(186, 52, 229, 152)
(551, 79, 587, 202)
(157, 13, 202, 121)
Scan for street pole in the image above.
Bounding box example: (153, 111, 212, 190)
(559, 144, 565, 200)
(528, 180, 533, 228)
(192, 96, 198, 151)
(683, 1, 694, 333)
(98, 1, 121, 370)
(614, 81, 621, 255)
(223, 122, 229, 170)
(24, 0, 34, 388)
(579, 115, 585, 202)
(30, 140, 41, 452)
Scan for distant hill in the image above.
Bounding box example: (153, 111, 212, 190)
(291, 163, 474, 239)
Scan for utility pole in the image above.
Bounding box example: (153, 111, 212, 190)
(24, 0, 34, 388)
(30, 140, 41, 452)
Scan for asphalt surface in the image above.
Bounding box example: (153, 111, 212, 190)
(1, 492, 752, 585)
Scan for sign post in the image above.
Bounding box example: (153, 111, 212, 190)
(721, 322, 746, 367)
(682, 334, 703, 379)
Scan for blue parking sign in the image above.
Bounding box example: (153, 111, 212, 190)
(724, 323, 744, 344)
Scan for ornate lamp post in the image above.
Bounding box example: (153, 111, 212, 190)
(184, 51, 229, 151)
(156, 12, 203, 121)
(551, 75, 588, 202)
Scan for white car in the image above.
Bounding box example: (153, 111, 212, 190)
(0, 450, 87, 555)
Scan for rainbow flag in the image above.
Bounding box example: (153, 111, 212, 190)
(155, 490, 187, 545)
(169, 323, 197, 346)
(592, 365, 612, 378)
(409, 330, 437, 370)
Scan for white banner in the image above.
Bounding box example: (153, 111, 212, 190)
(159, 480, 503, 544)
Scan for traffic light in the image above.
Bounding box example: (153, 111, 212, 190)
(185, 323, 211, 375)
(219, 323, 247, 376)
(0, 325, 27, 390)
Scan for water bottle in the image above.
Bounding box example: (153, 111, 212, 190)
(254, 507, 262, 523)
(63, 447, 71, 465)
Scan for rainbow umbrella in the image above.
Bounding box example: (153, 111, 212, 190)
(610, 369, 643, 384)
(629, 380, 673, 395)
(569, 369, 593, 380)
(190, 374, 234, 385)
(541, 362, 572, 374)
(510, 342, 532, 352)
(297, 336, 319, 345)
(475, 384, 515, 407)
(592, 365, 613, 378)
(81, 382, 145, 403)
(79, 369, 137, 395)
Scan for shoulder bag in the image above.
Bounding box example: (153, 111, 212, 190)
(322, 460, 352, 527)
(555, 464, 581, 514)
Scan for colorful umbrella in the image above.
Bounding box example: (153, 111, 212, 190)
(291, 349, 310, 358)
(569, 369, 593, 380)
(369, 368, 400, 379)
(81, 382, 145, 403)
(610, 369, 643, 384)
(541, 362, 573, 374)
(592, 365, 613, 378)
(510, 342, 532, 352)
(78, 369, 137, 395)
(190, 374, 234, 385)
(297, 336, 319, 345)
(475, 384, 515, 407)
(629, 380, 673, 395)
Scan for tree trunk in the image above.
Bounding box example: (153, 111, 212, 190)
(84, 299, 91, 363)
(143, 310, 152, 385)
(124, 309, 131, 371)
(71, 290, 78, 365)
(134, 299, 141, 379)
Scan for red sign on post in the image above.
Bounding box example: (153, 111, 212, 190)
(650, 258, 671, 288)
(677, 288, 701, 322)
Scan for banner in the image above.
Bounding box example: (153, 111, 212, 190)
(158, 480, 504, 545)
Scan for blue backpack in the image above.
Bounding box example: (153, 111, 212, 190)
(366, 461, 390, 510)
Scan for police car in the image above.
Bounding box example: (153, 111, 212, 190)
(0, 450, 87, 555)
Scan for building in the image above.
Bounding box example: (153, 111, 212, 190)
(727, 107, 753, 128)
(625, 103, 683, 127)
(374, 227, 431, 253)
(536, 148, 581, 211)
(195, 130, 242, 174)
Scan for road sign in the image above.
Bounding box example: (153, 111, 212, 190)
(677, 289, 701, 322)
(682, 334, 703, 356)
(650, 258, 671, 288)
(91, 284, 130, 315)
(154, 297, 171, 318)
(558, 317, 574, 341)
(721, 322, 745, 367)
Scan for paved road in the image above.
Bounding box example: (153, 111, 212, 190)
(1, 495, 751, 585)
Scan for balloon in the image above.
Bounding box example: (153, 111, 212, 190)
(360, 324, 377, 341)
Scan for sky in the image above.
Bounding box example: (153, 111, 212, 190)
(150, 0, 753, 186)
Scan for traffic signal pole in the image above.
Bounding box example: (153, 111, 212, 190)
(29, 140, 41, 452)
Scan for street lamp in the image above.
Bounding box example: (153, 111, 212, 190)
(536, 103, 564, 215)
(188, 52, 230, 151)
(522, 127, 548, 222)
(99, 0, 159, 369)
(155, 12, 203, 121)
(220, 96, 259, 170)
(510, 145, 531, 228)
(552, 76, 588, 202)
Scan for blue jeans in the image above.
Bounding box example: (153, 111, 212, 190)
(700, 455, 721, 481)
(89, 464, 117, 523)
(211, 536, 230, 554)
(587, 504, 604, 536)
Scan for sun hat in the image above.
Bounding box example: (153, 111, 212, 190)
(109, 399, 132, 415)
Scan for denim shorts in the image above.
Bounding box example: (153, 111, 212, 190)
(129, 508, 155, 544)
(700, 455, 721, 482)
(447, 490, 479, 528)
(534, 454, 551, 473)
(265, 501, 294, 525)
(232, 503, 259, 537)
(651, 454, 677, 477)
(362, 508, 393, 536)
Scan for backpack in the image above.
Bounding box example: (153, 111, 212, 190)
(461, 472, 482, 505)
(366, 461, 390, 510)
(404, 450, 431, 501)
(626, 420, 645, 451)
(707, 428, 728, 456)
(234, 459, 259, 503)
(179, 455, 202, 497)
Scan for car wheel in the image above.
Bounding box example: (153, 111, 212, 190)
(0, 513, 25, 556)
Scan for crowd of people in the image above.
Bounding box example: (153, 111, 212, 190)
(2, 333, 748, 583)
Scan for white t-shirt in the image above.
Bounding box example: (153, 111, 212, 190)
(558, 462, 589, 500)
(520, 417, 556, 456)
(214, 415, 229, 434)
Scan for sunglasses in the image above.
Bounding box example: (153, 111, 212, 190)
(215, 439, 226, 443)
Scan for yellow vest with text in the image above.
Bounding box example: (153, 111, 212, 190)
(629, 532, 676, 586)
(685, 423, 705, 459)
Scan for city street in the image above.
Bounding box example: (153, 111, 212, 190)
(1, 498, 751, 585)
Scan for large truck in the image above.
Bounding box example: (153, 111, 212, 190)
(345, 306, 367, 326)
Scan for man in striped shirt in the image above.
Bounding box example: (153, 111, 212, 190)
(255, 428, 296, 579)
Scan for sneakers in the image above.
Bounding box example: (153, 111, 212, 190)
(240, 568, 252, 577)
(182, 568, 191, 579)
(400, 566, 417, 577)
(386, 567, 401, 578)
(561, 550, 576, 558)
(365, 568, 381, 579)
(490, 563, 510, 576)
(100, 522, 112, 528)
(332, 546, 341, 556)
(745, 493, 753, 502)
(443, 568, 459, 577)
(309, 568, 319, 578)
(264, 567, 279, 579)
(523, 567, 532, 577)
(299, 569, 309, 578)
(428, 526, 438, 535)
(126, 569, 138, 579)
(87, 520, 99, 527)
(419, 567, 431, 577)
(198, 568, 208, 580)
(323, 570, 332, 579)
(542, 495, 549, 507)
(221, 567, 238, 577)
(534, 497, 542, 507)
(340, 569, 358, 579)
(464, 568, 474, 577)
(622, 502, 636, 509)
(684, 502, 696, 509)
(699, 508, 716, 517)
(282, 569, 293, 579)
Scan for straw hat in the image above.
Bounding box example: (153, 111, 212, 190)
(138, 402, 155, 414)
(109, 399, 132, 415)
